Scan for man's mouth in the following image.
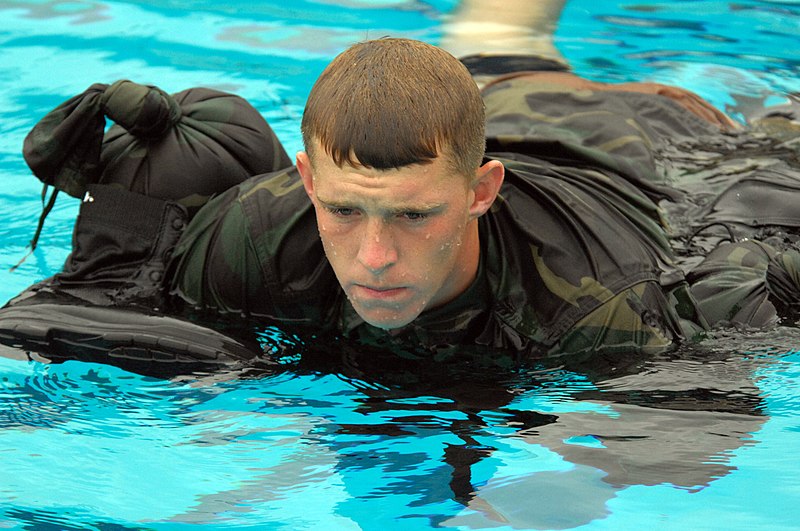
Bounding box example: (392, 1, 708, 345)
(352, 284, 409, 300)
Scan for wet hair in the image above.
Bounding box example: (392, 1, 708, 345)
(301, 38, 485, 177)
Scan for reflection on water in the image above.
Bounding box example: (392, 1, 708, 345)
(0, 0, 110, 24)
(0, 330, 794, 528)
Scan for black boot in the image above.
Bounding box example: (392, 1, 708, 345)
(0, 80, 291, 374)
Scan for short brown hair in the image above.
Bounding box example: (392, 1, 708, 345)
(301, 38, 485, 177)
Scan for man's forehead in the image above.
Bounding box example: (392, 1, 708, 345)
(310, 156, 465, 211)
(306, 138, 463, 176)
(313, 171, 446, 206)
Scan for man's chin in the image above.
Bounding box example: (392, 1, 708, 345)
(355, 305, 421, 331)
(362, 315, 416, 331)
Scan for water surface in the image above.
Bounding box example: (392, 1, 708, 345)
(0, 1, 799, 529)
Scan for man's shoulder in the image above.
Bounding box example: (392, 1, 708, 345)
(483, 154, 679, 346)
(177, 166, 314, 261)
(233, 167, 333, 307)
(235, 166, 306, 206)
(233, 167, 313, 232)
(171, 165, 335, 321)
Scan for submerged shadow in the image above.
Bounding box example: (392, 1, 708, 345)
(243, 326, 786, 529)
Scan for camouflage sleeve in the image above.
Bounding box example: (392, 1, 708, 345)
(167, 182, 271, 316)
(688, 240, 800, 328)
(551, 280, 706, 356)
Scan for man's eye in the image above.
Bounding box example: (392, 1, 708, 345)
(402, 212, 428, 221)
(327, 207, 355, 217)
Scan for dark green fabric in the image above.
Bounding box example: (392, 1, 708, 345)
(480, 76, 800, 333)
(168, 155, 703, 357)
(17, 78, 293, 272)
(9, 69, 800, 362)
(168, 77, 800, 356)
(14, 79, 296, 308)
(23, 79, 291, 203)
(141, 73, 800, 360)
(689, 241, 800, 328)
(53, 184, 188, 307)
(482, 76, 800, 255)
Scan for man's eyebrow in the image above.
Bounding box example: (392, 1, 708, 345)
(316, 196, 445, 213)
(316, 196, 352, 208)
(386, 203, 445, 215)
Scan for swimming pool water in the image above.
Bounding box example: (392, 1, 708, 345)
(1, 1, 799, 529)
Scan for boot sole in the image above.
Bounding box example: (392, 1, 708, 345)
(0, 303, 261, 374)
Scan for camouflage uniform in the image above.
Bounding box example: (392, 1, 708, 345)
(3, 72, 799, 368)
(481, 73, 800, 333)
(169, 72, 800, 358)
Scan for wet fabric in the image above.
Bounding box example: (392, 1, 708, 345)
(689, 241, 800, 328)
(168, 155, 704, 357)
(481, 74, 800, 330)
(169, 167, 337, 323)
(459, 53, 569, 77)
(481, 74, 724, 199)
(6, 72, 800, 364)
(54, 184, 188, 307)
(169, 75, 800, 357)
(23, 79, 291, 203)
(12, 79, 293, 308)
(482, 74, 800, 330)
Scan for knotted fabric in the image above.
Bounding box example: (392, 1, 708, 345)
(23, 79, 290, 200)
(15, 80, 291, 268)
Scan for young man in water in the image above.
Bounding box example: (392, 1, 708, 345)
(2, 37, 799, 366)
(170, 39, 716, 358)
(166, 37, 798, 357)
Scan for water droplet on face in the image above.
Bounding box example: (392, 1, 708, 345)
(425, 233, 431, 240)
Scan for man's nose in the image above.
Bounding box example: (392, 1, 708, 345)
(357, 219, 398, 273)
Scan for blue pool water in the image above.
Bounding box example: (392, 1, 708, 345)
(1, 1, 799, 529)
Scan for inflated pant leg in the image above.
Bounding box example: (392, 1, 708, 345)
(687, 241, 776, 328)
(8, 184, 187, 309)
(688, 241, 800, 329)
(767, 247, 800, 324)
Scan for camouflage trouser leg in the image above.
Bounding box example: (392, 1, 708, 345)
(687, 240, 800, 328)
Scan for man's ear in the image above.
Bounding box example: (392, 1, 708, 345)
(469, 159, 504, 219)
(296, 151, 315, 200)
